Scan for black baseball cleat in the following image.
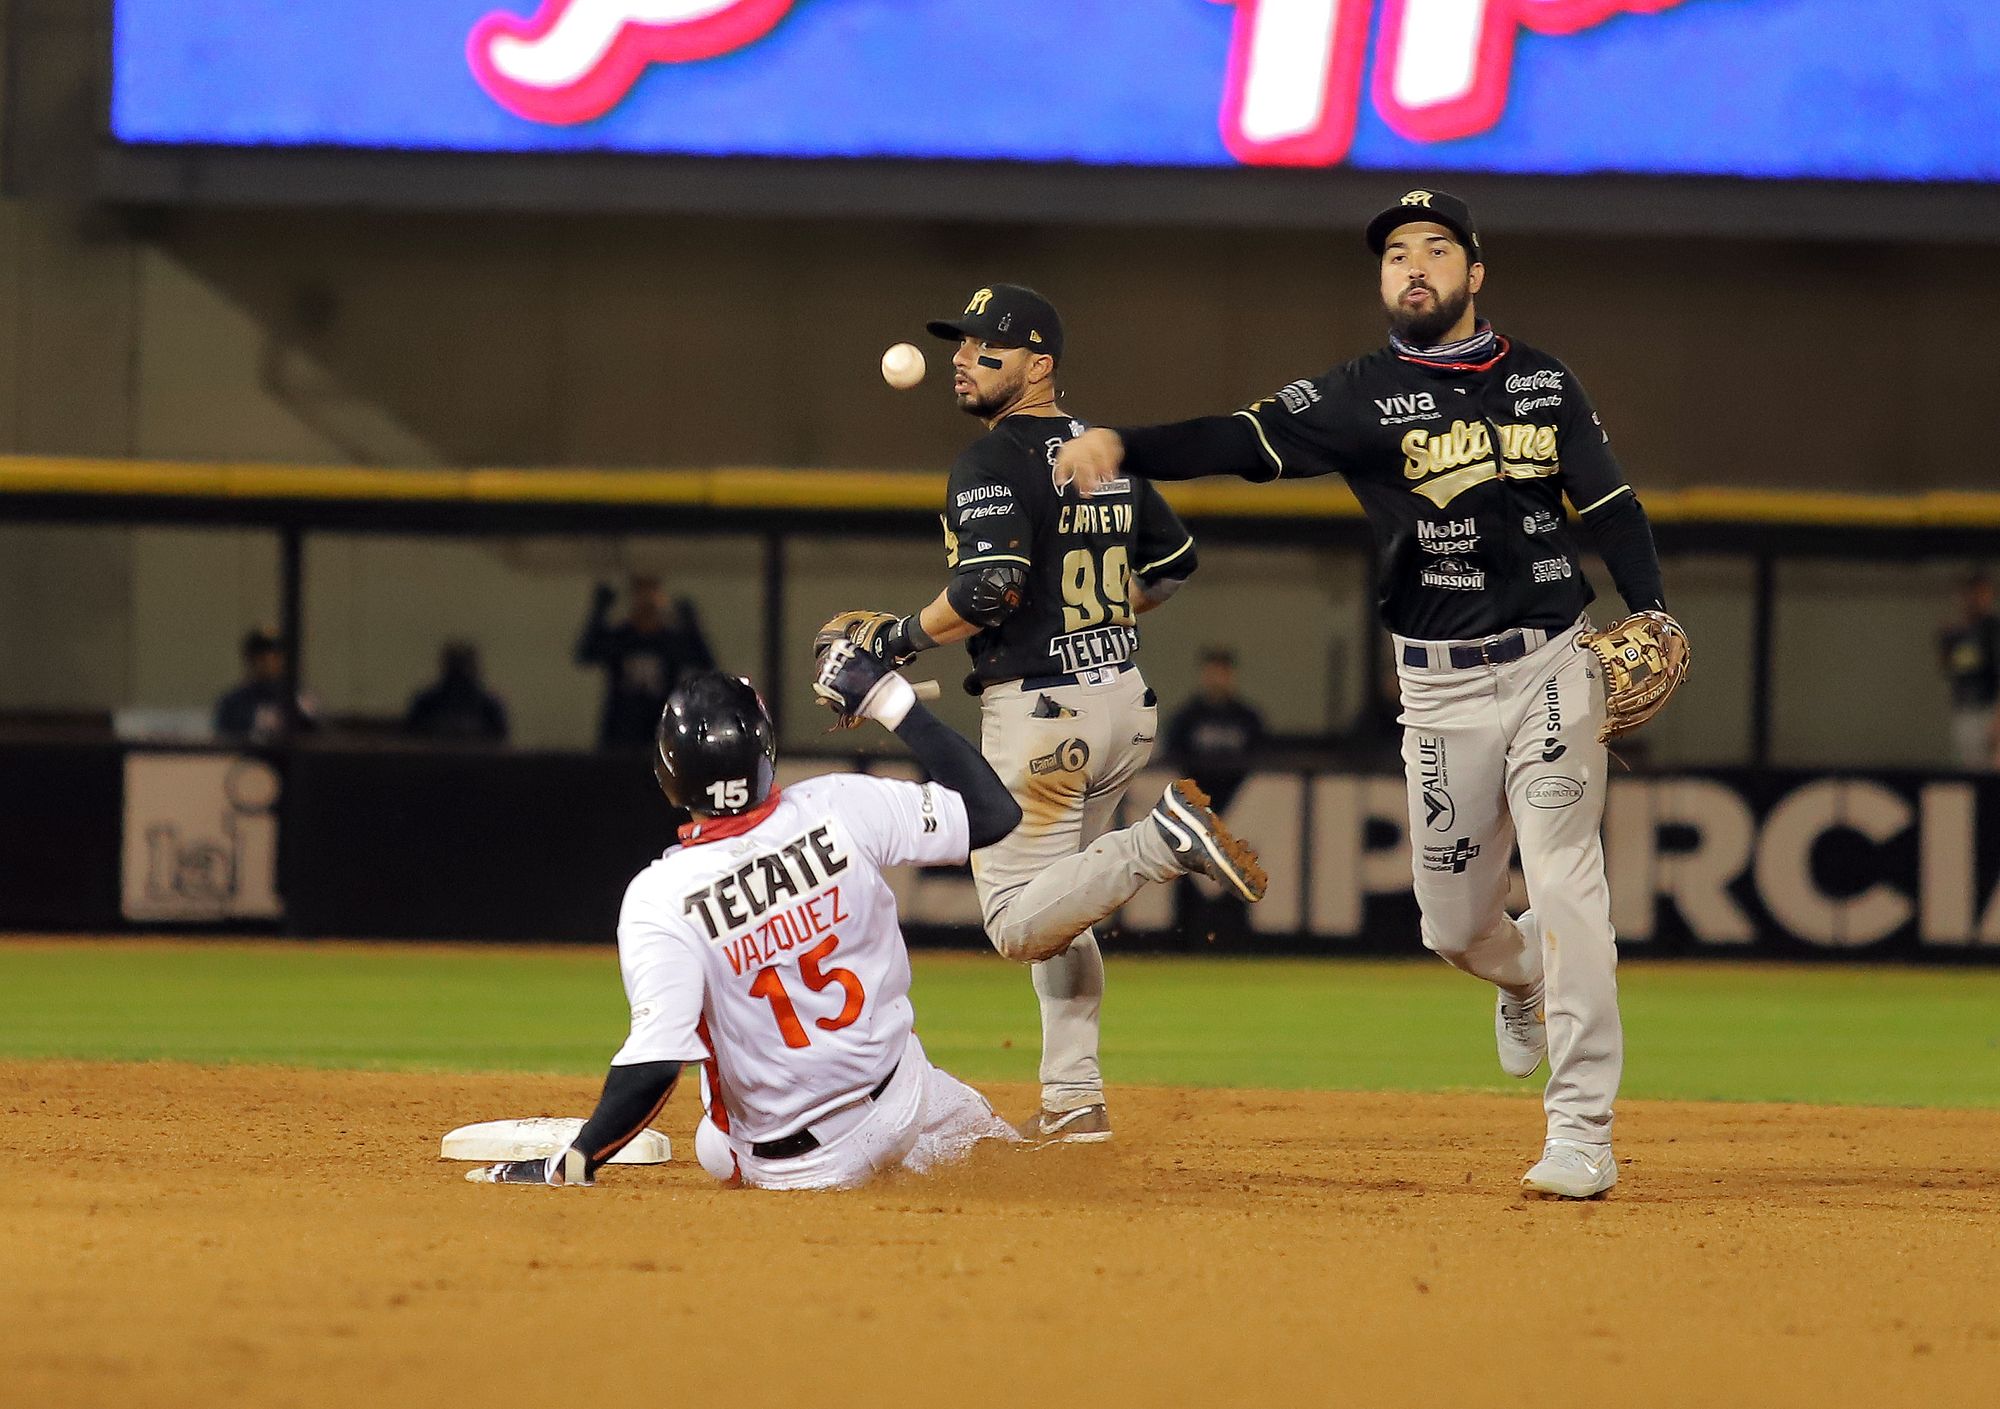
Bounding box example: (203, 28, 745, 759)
(1150, 780, 1268, 902)
(1015, 1103, 1114, 1145)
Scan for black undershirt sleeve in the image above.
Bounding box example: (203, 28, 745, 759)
(1115, 416, 1271, 482)
(1577, 493, 1668, 615)
(571, 1060, 681, 1175)
(893, 703, 1022, 850)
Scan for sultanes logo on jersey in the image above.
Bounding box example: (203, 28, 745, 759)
(1401, 419, 1558, 507)
(1051, 625, 1137, 675)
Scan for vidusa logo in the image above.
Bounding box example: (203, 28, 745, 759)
(467, 0, 1688, 163)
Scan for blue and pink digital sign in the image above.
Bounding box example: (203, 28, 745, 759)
(110, 1, 2000, 182)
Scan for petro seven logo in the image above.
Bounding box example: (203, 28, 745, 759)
(469, 0, 1691, 160)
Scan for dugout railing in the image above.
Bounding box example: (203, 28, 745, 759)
(5, 457, 2000, 961)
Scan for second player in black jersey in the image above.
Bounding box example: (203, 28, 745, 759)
(823, 282, 1262, 1145)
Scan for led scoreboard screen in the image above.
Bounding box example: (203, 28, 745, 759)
(111, 1, 2000, 184)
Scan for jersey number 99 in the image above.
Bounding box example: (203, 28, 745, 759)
(1060, 547, 1134, 632)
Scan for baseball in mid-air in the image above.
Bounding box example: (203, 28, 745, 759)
(880, 342, 926, 390)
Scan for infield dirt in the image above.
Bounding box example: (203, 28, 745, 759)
(3, 1060, 1994, 1409)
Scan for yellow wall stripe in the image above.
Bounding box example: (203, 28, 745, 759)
(3, 455, 1999, 530)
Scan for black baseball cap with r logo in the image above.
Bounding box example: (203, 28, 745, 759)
(926, 284, 1064, 362)
(1365, 189, 1482, 263)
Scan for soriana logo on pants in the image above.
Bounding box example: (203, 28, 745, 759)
(466, 0, 1685, 162)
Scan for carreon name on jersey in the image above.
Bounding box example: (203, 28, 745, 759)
(682, 823, 852, 975)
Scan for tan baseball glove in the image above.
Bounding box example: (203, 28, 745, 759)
(1581, 611, 1691, 742)
(811, 610, 905, 732)
(812, 609, 906, 663)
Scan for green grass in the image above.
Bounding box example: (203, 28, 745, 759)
(1, 941, 1996, 1108)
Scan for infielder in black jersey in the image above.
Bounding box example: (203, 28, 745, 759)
(819, 283, 1266, 1144)
(1055, 193, 1681, 1197)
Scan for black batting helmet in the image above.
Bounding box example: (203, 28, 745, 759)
(653, 672, 778, 817)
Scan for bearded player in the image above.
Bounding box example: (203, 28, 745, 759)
(469, 651, 1024, 1191)
(817, 284, 1267, 1145)
(1054, 192, 1690, 1198)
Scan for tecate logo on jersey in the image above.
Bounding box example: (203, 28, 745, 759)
(681, 822, 850, 942)
(1051, 625, 1138, 674)
(468, 0, 1688, 159)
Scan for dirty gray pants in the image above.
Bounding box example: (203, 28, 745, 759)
(1395, 619, 1622, 1144)
(973, 666, 1179, 1113)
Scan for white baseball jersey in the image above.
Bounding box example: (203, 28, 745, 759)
(610, 773, 970, 1144)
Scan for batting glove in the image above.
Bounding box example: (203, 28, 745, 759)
(465, 1148, 594, 1187)
(813, 640, 917, 729)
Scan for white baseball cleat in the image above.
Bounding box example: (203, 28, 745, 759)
(1521, 1139, 1617, 1199)
(1495, 984, 1547, 1078)
(1015, 1103, 1114, 1145)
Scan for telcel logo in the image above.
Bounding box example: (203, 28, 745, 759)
(470, 0, 1688, 155)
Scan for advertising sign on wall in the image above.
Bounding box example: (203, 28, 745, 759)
(110, 1, 2000, 183)
(121, 753, 284, 924)
(900, 767, 2000, 957)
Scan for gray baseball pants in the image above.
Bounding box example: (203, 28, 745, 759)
(972, 666, 1180, 1113)
(1395, 619, 1622, 1145)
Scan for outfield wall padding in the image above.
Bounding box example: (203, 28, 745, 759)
(3, 741, 1997, 960)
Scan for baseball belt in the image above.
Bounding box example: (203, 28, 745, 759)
(1398, 625, 1560, 671)
(748, 1060, 900, 1160)
(997, 659, 1136, 694)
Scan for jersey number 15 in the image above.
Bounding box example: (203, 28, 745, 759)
(747, 933, 866, 1049)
